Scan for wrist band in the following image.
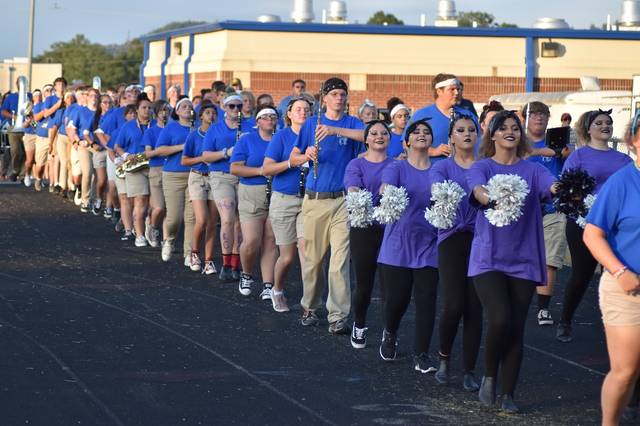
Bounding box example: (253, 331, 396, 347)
(287, 159, 291, 169)
(613, 266, 628, 279)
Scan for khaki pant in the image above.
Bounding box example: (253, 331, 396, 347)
(162, 171, 195, 257)
(300, 195, 351, 323)
(56, 134, 71, 190)
(78, 146, 94, 205)
(8, 131, 25, 177)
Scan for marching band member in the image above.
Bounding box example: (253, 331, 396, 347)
(431, 114, 482, 391)
(289, 77, 365, 334)
(344, 120, 393, 347)
(114, 94, 153, 246)
(557, 110, 632, 343)
(143, 100, 170, 247)
(143, 84, 156, 103)
(240, 91, 257, 130)
(262, 97, 311, 312)
(167, 84, 181, 111)
(67, 86, 96, 212)
(155, 97, 196, 265)
(357, 100, 377, 124)
(468, 110, 557, 413)
(276, 79, 306, 118)
(31, 89, 51, 191)
(388, 101, 410, 158)
(181, 101, 218, 274)
(0, 77, 31, 182)
(377, 119, 439, 375)
(201, 94, 243, 280)
(230, 105, 278, 297)
(21, 89, 41, 188)
(50, 91, 76, 200)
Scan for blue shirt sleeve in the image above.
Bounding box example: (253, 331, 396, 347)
(586, 178, 619, 234)
(203, 126, 217, 152)
(183, 131, 198, 158)
(264, 133, 283, 161)
(230, 135, 250, 163)
(156, 125, 172, 148)
(294, 118, 313, 153)
(114, 124, 127, 151)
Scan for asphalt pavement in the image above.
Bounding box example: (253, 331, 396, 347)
(0, 183, 629, 425)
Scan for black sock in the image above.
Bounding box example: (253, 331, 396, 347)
(538, 294, 551, 310)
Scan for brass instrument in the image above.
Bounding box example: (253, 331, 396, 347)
(313, 81, 324, 179)
(115, 153, 149, 179)
(10, 76, 29, 132)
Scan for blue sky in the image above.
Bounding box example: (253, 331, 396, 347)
(4, 0, 624, 59)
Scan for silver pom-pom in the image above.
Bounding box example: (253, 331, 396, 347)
(484, 174, 530, 227)
(576, 194, 597, 229)
(372, 185, 410, 224)
(346, 189, 374, 228)
(425, 180, 466, 229)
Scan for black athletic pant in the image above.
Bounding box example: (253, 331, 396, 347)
(438, 232, 482, 373)
(380, 263, 438, 355)
(350, 225, 384, 328)
(473, 271, 536, 396)
(560, 219, 599, 324)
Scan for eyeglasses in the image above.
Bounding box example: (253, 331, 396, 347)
(227, 103, 242, 110)
(259, 114, 277, 120)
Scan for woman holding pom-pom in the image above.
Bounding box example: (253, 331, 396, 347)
(377, 119, 439, 375)
(344, 120, 394, 349)
(467, 110, 557, 413)
(556, 110, 632, 343)
(429, 113, 482, 391)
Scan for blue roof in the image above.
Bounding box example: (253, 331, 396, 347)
(141, 20, 640, 42)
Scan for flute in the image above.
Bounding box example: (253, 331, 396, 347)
(312, 82, 324, 179)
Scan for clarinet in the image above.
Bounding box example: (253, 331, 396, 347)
(297, 165, 308, 198)
(265, 126, 274, 206)
(312, 82, 324, 179)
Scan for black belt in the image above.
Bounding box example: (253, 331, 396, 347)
(191, 169, 209, 176)
(305, 190, 346, 200)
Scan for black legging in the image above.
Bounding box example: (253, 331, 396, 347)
(379, 263, 439, 355)
(560, 219, 599, 324)
(350, 225, 385, 328)
(438, 232, 482, 373)
(473, 272, 536, 396)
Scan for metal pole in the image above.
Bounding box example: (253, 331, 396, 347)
(27, 0, 36, 90)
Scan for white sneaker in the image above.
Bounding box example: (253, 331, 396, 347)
(184, 255, 191, 268)
(144, 223, 153, 246)
(189, 252, 201, 272)
(24, 174, 32, 187)
(161, 240, 173, 262)
(74, 189, 82, 206)
(149, 226, 161, 248)
(202, 260, 217, 275)
(135, 235, 148, 247)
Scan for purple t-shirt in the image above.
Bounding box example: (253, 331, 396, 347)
(467, 158, 555, 284)
(430, 158, 477, 245)
(377, 160, 438, 269)
(344, 156, 394, 206)
(562, 146, 631, 193)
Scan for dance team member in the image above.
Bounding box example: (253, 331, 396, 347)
(468, 110, 557, 413)
(182, 101, 218, 274)
(432, 114, 482, 391)
(289, 77, 365, 334)
(557, 109, 632, 342)
(262, 97, 311, 312)
(344, 120, 393, 348)
(377, 119, 439, 375)
(230, 105, 278, 298)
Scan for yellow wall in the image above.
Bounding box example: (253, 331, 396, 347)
(143, 39, 167, 78)
(536, 38, 640, 79)
(0, 62, 62, 93)
(189, 32, 229, 73)
(165, 35, 190, 77)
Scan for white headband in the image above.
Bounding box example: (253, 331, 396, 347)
(223, 95, 243, 106)
(390, 104, 409, 118)
(175, 98, 191, 111)
(434, 78, 461, 89)
(125, 84, 142, 92)
(256, 108, 277, 119)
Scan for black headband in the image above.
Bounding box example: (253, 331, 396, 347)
(323, 78, 348, 95)
(585, 109, 613, 133)
(364, 120, 390, 140)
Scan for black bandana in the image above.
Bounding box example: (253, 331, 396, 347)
(323, 77, 348, 95)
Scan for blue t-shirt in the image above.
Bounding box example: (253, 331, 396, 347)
(527, 139, 564, 214)
(264, 127, 301, 195)
(388, 132, 404, 158)
(107, 127, 120, 151)
(42, 95, 60, 128)
(1, 92, 33, 117)
(277, 95, 293, 118)
(241, 116, 257, 132)
(77, 107, 97, 138)
(33, 103, 49, 137)
(156, 121, 191, 173)
(587, 163, 640, 274)
(202, 120, 239, 173)
(115, 119, 151, 154)
(50, 106, 74, 136)
(183, 128, 208, 173)
(294, 114, 364, 192)
(99, 106, 126, 137)
(411, 104, 476, 163)
(65, 103, 83, 132)
(142, 124, 166, 168)
(230, 131, 270, 185)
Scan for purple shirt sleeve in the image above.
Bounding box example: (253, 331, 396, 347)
(344, 158, 364, 189)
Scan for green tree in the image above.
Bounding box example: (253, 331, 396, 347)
(147, 20, 206, 34)
(458, 11, 495, 27)
(367, 11, 404, 25)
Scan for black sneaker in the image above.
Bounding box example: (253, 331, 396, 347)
(379, 329, 397, 361)
(121, 230, 134, 241)
(328, 318, 350, 335)
(219, 265, 233, 281)
(414, 353, 436, 374)
(80, 204, 89, 213)
(350, 325, 367, 349)
(556, 322, 573, 343)
(103, 207, 113, 219)
(259, 283, 273, 301)
(300, 310, 319, 327)
(238, 273, 254, 296)
(537, 308, 554, 326)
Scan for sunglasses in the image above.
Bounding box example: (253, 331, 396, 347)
(227, 103, 242, 110)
